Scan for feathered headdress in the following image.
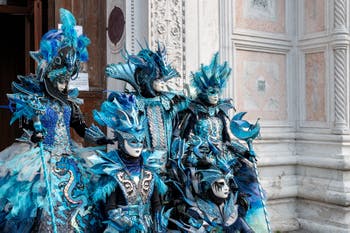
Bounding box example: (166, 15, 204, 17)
(194, 152, 236, 194)
(93, 92, 146, 143)
(30, 8, 90, 82)
(105, 42, 179, 97)
(194, 168, 231, 195)
(191, 52, 231, 96)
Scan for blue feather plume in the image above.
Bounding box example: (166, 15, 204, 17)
(59, 8, 77, 43)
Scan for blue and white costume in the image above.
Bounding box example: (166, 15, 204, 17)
(0, 8, 105, 233)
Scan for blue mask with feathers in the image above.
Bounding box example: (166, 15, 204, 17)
(196, 168, 232, 194)
(93, 92, 146, 145)
(191, 52, 231, 103)
(30, 8, 90, 83)
(105, 42, 179, 97)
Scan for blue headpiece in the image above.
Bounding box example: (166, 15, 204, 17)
(195, 168, 232, 194)
(191, 53, 231, 97)
(93, 92, 146, 143)
(195, 151, 236, 193)
(30, 8, 90, 82)
(105, 42, 179, 97)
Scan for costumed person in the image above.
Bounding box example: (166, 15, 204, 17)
(169, 165, 254, 233)
(105, 43, 189, 175)
(186, 168, 254, 233)
(89, 92, 171, 233)
(174, 52, 249, 167)
(0, 8, 110, 233)
(170, 53, 269, 232)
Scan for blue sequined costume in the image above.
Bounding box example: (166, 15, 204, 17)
(0, 9, 101, 233)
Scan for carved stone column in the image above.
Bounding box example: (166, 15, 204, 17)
(149, 0, 186, 82)
(332, 0, 349, 133)
(333, 44, 348, 133)
(334, 0, 347, 33)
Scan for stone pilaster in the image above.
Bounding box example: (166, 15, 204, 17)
(332, 44, 348, 133)
(334, 0, 347, 33)
(149, 0, 186, 81)
(332, 0, 349, 133)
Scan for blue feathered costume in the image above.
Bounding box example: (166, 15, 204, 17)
(0, 8, 102, 233)
(105, 44, 189, 175)
(169, 53, 268, 232)
(89, 92, 171, 232)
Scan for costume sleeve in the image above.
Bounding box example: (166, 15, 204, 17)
(69, 102, 87, 138)
(152, 184, 171, 233)
(173, 111, 195, 140)
(70, 102, 113, 145)
(105, 190, 119, 214)
(169, 95, 190, 120)
(151, 184, 162, 213)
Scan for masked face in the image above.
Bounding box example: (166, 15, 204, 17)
(123, 139, 143, 158)
(152, 78, 167, 93)
(211, 178, 229, 199)
(205, 87, 220, 105)
(53, 77, 69, 94)
(57, 79, 68, 93)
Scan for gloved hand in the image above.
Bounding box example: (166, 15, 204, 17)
(31, 131, 44, 143)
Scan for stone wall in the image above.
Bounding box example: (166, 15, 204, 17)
(227, 0, 298, 231)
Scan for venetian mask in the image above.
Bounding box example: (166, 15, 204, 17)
(205, 87, 220, 105)
(211, 178, 230, 199)
(53, 76, 69, 93)
(152, 78, 167, 93)
(123, 138, 143, 158)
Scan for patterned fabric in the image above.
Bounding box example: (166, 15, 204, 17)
(0, 102, 97, 233)
(0, 8, 98, 233)
(89, 150, 165, 233)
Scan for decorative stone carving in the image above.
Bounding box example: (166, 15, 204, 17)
(332, 0, 349, 133)
(130, 0, 136, 53)
(149, 0, 185, 87)
(334, 0, 347, 32)
(333, 45, 348, 132)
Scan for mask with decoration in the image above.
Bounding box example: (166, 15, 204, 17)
(30, 8, 90, 103)
(105, 42, 179, 98)
(191, 53, 231, 106)
(93, 92, 146, 157)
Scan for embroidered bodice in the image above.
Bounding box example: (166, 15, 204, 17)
(192, 115, 224, 143)
(115, 167, 154, 206)
(137, 96, 172, 152)
(41, 100, 72, 154)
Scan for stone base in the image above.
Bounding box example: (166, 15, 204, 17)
(296, 199, 350, 233)
(268, 198, 299, 232)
